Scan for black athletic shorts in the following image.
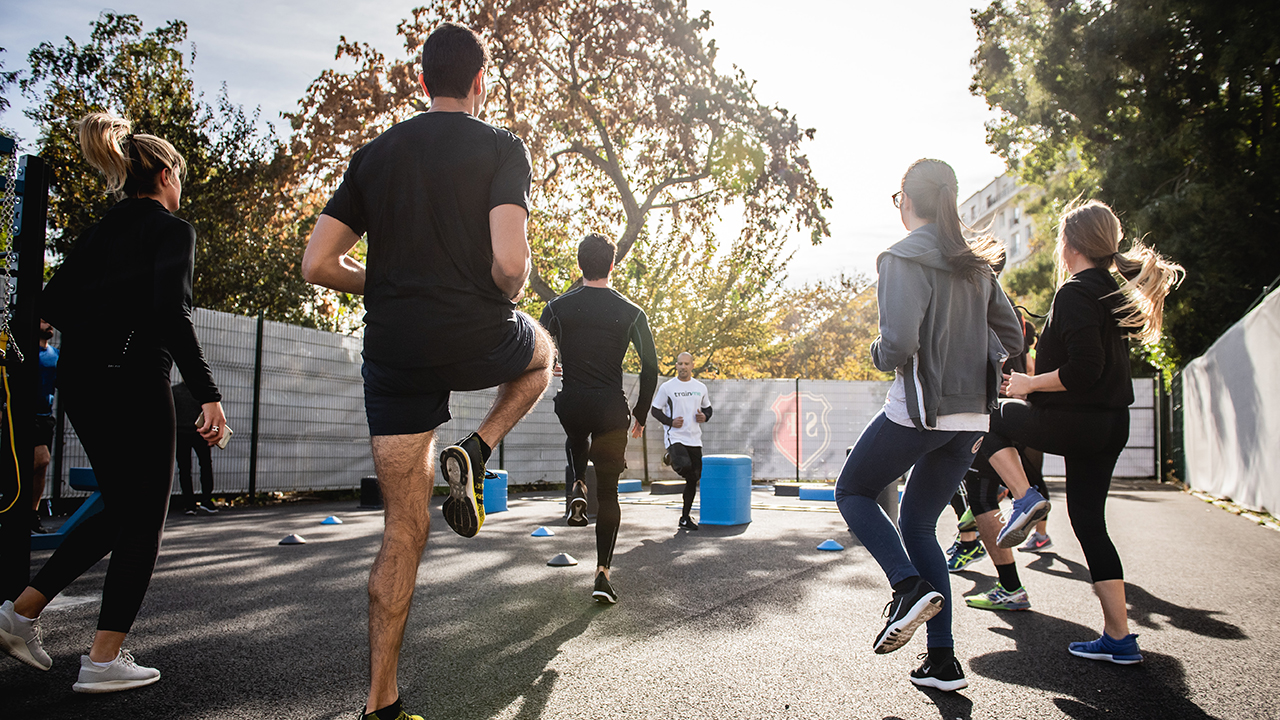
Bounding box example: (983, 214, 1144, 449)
(363, 311, 538, 436)
(34, 413, 55, 449)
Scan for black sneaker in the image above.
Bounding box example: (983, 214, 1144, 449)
(873, 577, 943, 654)
(909, 653, 968, 691)
(678, 516, 699, 531)
(592, 572, 617, 604)
(196, 504, 218, 515)
(440, 433, 486, 538)
(184, 509, 198, 516)
(567, 481, 588, 527)
(31, 513, 51, 534)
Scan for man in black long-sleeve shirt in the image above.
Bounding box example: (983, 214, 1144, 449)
(539, 234, 659, 605)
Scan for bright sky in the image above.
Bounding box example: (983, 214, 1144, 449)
(0, 0, 1008, 284)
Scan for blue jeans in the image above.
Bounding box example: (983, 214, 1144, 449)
(835, 411, 983, 648)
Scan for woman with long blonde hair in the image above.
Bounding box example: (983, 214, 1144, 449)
(0, 112, 226, 693)
(987, 199, 1183, 664)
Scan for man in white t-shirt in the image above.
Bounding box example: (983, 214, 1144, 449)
(650, 352, 713, 529)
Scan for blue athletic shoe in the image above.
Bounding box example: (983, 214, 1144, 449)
(1068, 633, 1143, 665)
(996, 488, 1051, 549)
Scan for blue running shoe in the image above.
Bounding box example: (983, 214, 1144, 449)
(1068, 633, 1143, 665)
(947, 542, 987, 573)
(996, 488, 1050, 549)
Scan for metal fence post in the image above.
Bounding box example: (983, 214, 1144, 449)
(794, 377, 800, 483)
(248, 312, 264, 502)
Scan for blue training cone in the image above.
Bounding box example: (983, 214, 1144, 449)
(279, 534, 307, 545)
(321, 516, 343, 525)
(531, 526, 555, 537)
(816, 539, 845, 551)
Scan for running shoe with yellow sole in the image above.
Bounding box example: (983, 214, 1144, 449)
(964, 583, 1031, 611)
(440, 433, 486, 538)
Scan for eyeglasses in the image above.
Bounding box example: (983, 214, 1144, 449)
(891, 191, 904, 209)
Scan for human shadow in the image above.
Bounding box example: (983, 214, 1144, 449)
(968, 610, 1222, 719)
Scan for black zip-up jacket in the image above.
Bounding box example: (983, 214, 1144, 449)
(1031, 267, 1134, 409)
(41, 198, 221, 404)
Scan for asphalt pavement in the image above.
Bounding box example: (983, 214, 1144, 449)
(4, 478, 1277, 719)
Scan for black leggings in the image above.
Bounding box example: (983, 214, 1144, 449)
(981, 400, 1129, 582)
(30, 369, 176, 633)
(964, 446, 1049, 517)
(555, 391, 629, 569)
(176, 430, 213, 510)
(667, 443, 702, 517)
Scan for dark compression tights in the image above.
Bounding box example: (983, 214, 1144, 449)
(30, 370, 176, 632)
(981, 400, 1129, 582)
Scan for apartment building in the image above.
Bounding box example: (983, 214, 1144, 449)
(960, 173, 1036, 268)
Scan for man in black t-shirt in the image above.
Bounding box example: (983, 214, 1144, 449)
(539, 234, 659, 605)
(302, 23, 553, 720)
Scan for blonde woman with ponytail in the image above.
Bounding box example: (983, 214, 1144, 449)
(0, 113, 226, 693)
(835, 159, 1024, 691)
(983, 199, 1183, 665)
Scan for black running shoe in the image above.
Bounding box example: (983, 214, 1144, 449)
(592, 572, 617, 604)
(873, 577, 943, 654)
(31, 513, 51, 534)
(440, 433, 486, 538)
(909, 653, 968, 691)
(567, 481, 588, 527)
(678, 516, 699, 531)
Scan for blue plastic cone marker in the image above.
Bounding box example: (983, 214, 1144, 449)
(816, 539, 845, 551)
(531, 526, 555, 537)
(279, 534, 307, 545)
(547, 553, 578, 567)
(321, 516, 343, 525)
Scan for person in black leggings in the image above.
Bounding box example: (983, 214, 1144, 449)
(984, 199, 1183, 665)
(0, 112, 225, 693)
(539, 234, 659, 604)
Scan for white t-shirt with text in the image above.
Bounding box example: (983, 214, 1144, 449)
(652, 377, 711, 448)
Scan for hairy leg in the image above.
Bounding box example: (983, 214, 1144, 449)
(975, 509, 1015, 565)
(477, 322, 553, 449)
(366, 431, 435, 713)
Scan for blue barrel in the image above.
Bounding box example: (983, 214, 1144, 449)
(484, 470, 508, 513)
(699, 455, 752, 525)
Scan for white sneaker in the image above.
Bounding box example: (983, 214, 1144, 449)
(0, 599, 52, 670)
(72, 650, 160, 693)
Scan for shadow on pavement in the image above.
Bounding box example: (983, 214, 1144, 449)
(968, 610, 1223, 719)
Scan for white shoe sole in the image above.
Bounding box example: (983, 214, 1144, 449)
(997, 501, 1051, 548)
(0, 626, 51, 671)
(1068, 647, 1143, 665)
(910, 674, 969, 691)
(73, 673, 161, 693)
(874, 591, 943, 654)
(568, 497, 588, 526)
(592, 591, 617, 604)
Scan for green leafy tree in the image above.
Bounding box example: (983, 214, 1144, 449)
(17, 13, 324, 326)
(971, 0, 1280, 363)
(287, 0, 831, 365)
(762, 273, 889, 381)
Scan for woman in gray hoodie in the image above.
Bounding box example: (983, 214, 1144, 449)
(834, 159, 1023, 691)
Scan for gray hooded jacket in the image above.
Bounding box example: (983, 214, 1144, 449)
(872, 225, 1024, 430)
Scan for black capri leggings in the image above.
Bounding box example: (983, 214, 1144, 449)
(980, 399, 1129, 582)
(30, 368, 177, 633)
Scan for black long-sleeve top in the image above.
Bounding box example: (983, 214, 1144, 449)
(1031, 267, 1133, 409)
(539, 285, 659, 424)
(41, 198, 221, 404)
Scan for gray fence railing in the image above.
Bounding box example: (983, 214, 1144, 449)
(48, 308, 1160, 500)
